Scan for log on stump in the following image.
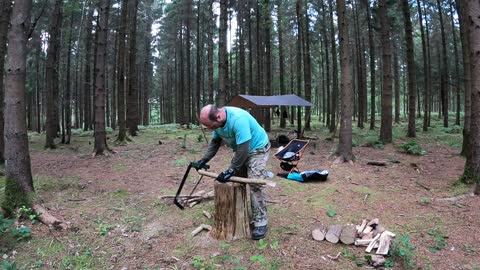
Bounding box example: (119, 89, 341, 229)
(210, 181, 250, 240)
(340, 224, 357, 245)
(325, 225, 343, 243)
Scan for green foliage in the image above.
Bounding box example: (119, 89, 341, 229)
(197, 134, 203, 142)
(174, 158, 189, 167)
(326, 205, 336, 218)
(0, 213, 14, 232)
(365, 140, 385, 149)
(400, 141, 426, 155)
(95, 223, 114, 235)
(250, 254, 266, 263)
(191, 255, 216, 270)
(442, 125, 462, 134)
(17, 205, 41, 223)
(388, 233, 417, 269)
(1, 261, 18, 270)
(12, 226, 32, 241)
(1, 177, 33, 217)
(427, 228, 448, 253)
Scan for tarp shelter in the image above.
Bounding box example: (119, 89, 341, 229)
(227, 94, 313, 108)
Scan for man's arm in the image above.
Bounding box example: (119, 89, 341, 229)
(230, 141, 250, 171)
(202, 137, 222, 161)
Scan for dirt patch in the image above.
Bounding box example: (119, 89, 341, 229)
(1, 126, 479, 269)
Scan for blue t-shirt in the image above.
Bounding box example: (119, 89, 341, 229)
(212, 107, 269, 153)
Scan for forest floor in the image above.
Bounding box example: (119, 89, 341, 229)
(1, 118, 479, 270)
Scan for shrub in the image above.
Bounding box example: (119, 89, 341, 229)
(400, 141, 426, 155)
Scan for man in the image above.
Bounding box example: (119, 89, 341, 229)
(193, 104, 270, 240)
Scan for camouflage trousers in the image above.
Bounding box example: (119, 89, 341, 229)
(245, 143, 270, 227)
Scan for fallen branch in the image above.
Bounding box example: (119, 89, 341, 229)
(415, 181, 431, 191)
(327, 252, 341, 260)
(436, 193, 475, 202)
(197, 170, 277, 187)
(191, 224, 212, 237)
(366, 161, 387, 166)
(32, 204, 68, 230)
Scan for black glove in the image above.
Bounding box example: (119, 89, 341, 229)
(216, 168, 235, 183)
(192, 159, 209, 170)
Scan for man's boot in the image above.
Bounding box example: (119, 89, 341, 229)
(252, 225, 267, 240)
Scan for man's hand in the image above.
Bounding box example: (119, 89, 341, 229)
(216, 168, 235, 183)
(192, 159, 209, 170)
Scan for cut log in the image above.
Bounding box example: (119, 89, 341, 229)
(32, 204, 68, 230)
(366, 218, 379, 228)
(202, 210, 212, 219)
(357, 219, 368, 234)
(210, 182, 250, 240)
(361, 231, 374, 239)
(376, 231, 396, 255)
(325, 225, 343, 243)
(362, 226, 373, 234)
(312, 224, 327, 241)
(191, 224, 213, 237)
(370, 255, 386, 267)
(365, 233, 382, 253)
(355, 238, 373, 246)
(340, 224, 357, 245)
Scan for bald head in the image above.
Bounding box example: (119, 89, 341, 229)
(199, 104, 224, 130)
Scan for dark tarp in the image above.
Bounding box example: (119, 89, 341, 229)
(227, 94, 313, 108)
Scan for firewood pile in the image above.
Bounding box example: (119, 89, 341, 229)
(312, 218, 395, 267)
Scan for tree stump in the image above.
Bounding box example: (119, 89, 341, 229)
(210, 181, 251, 240)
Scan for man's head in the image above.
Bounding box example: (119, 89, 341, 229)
(200, 104, 225, 130)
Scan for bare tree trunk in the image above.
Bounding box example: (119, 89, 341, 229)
(367, 0, 376, 130)
(115, 0, 128, 143)
(93, 0, 111, 155)
(328, 0, 338, 134)
(379, 0, 393, 144)
(393, 48, 400, 124)
(126, 0, 139, 136)
(0, 0, 13, 163)
(277, 0, 287, 128)
(456, 0, 472, 158)
(2, 0, 34, 215)
(437, 0, 449, 127)
(301, 0, 312, 131)
(449, 2, 461, 126)
(264, 0, 272, 132)
(45, 0, 63, 149)
(295, 0, 303, 136)
(217, 0, 228, 106)
(321, 0, 331, 128)
(335, 0, 354, 163)
(463, 0, 480, 193)
(65, 15, 74, 144)
(402, 0, 417, 137)
(207, 0, 214, 104)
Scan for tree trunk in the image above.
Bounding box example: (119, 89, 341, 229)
(127, 0, 139, 136)
(437, 0, 449, 127)
(393, 48, 400, 124)
(367, 0, 376, 130)
(456, 0, 472, 158)
(0, 0, 13, 163)
(93, 0, 110, 155)
(379, 0, 393, 144)
(115, 0, 129, 144)
(328, 0, 338, 134)
(2, 0, 34, 215)
(301, 0, 312, 131)
(402, 0, 417, 137)
(321, 0, 331, 128)
(207, 0, 214, 104)
(45, 0, 63, 149)
(264, 0, 272, 132)
(463, 0, 480, 194)
(449, 2, 461, 126)
(277, 0, 286, 128)
(295, 1, 303, 136)
(65, 15, 74, 144)
(417, 0, 429, 132)
(211, 182, 250, 240)
(335, 0, 354, 163)
(217, 0, 228, 106)
(83, 3, 94, 131)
